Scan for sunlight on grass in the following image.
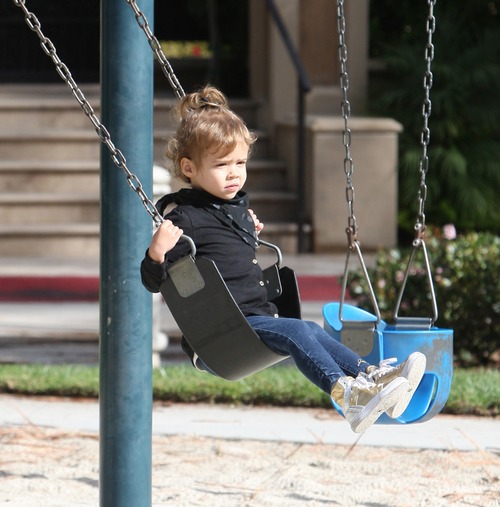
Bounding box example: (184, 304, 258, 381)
(0, 364, 497, 416)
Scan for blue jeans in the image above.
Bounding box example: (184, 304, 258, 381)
(247, 315, 370, 395)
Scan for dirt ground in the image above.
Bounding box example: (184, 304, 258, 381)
(1, 424, 499, 507)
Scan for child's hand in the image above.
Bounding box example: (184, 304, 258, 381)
(248, 208, 264, 234)
(147, 220, 183, 263)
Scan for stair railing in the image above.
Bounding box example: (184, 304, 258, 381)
(265, 0, 311, 253)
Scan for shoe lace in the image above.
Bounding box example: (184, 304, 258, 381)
(344, 375, 380, 409)
(351, 374, 376, 390)
(367, 357, 398, 380)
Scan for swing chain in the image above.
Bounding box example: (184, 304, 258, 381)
(394, 0, 439, 326)
(336, 0, 357, 248)
(125, 0, 186, 101)
(336, 0, 381, 325)
(13, 0, 164, 228)
(414, 0, 436, 245)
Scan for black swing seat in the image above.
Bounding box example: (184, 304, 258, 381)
(160, 239, 301, 381)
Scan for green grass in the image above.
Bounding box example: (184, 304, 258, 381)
(445, 368, 500, 416)
(0, 363, 498, 416)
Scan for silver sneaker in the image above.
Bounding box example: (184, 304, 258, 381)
(331, 374, 410, 433)
(366, 352, 427, 418)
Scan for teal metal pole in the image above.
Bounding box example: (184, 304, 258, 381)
(100, 1, 154, 506)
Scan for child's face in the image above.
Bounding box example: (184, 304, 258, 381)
(182, 140, 249, 200)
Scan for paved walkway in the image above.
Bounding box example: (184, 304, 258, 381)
(1, 394, 499, 453)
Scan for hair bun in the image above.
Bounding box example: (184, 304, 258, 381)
(178, 86, 228, 118)
(199, 96, 221, 108)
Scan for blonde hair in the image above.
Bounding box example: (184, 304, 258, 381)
(165, 85, 257, 183)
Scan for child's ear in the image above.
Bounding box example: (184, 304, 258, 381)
(180, 157, 195, 180)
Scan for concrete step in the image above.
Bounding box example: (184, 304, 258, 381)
(0, 84, 305, 256)
(0, 201, 303, 256)
(0, 193, 99, 224)
(0, 221, 305, 259)
(0, 160, 100, 193)
(0, 129, 99, 161)
(246, 159, 288, 191)
(0, 223, 100, 257)
(0, 128, 166, 162)
(0, 127, 271, 164)
(250, 191, 298, 222)
(0, 84, 260, 130)
(0, 188, 301, 254)
(0, 222, 305, 259)
(0, 84, 101, 130)
(0, 158, 285, 194)
(258, 222, 310, 254)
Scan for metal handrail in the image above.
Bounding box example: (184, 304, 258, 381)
(265, 0, 311, 252)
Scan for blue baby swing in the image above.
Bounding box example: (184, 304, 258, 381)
(323, 0, 453, 424)
(15, 0, 453, 421)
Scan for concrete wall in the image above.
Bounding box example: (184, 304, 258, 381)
(277, 115, 403, 251)
(255, 0, 370, 125)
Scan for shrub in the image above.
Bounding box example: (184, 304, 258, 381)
(350, 229, 500, 366)
(369, 1, 500, 232)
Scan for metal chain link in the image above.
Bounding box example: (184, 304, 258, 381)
(394, 0, 439, 326)
(125, 0, 185, 100)
(336, 0, 357, 247)
(13, 0, 164, 227)
(336, 0, 381, 324)
(414, 0, 436, 245)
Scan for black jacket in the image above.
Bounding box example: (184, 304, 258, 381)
(140, 188, 278, 317)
